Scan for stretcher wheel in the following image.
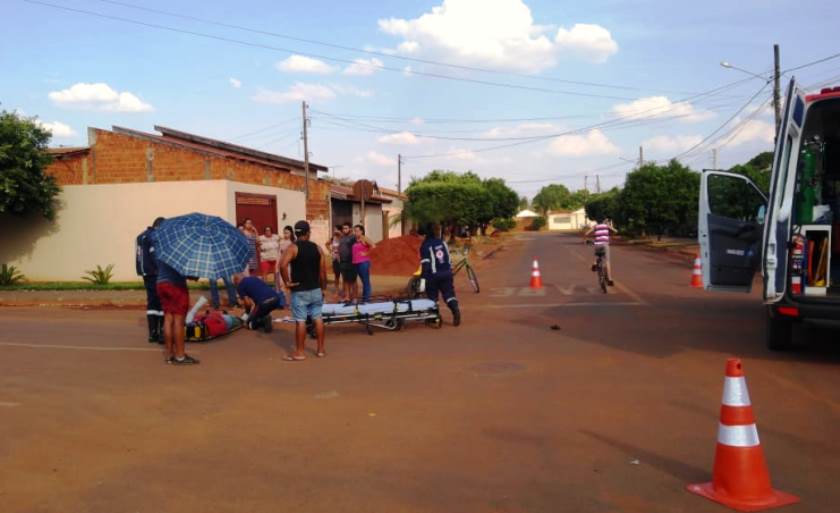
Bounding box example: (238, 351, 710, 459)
(366, 324, 374, 336)
(426, 317, 442, 329)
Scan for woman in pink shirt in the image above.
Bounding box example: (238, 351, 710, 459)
(352, 224, 376, 303)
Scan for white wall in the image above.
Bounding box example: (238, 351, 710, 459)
(382, 195, 404, 239)
(2, 180, 308, 281)
(351, 203, 384, 242)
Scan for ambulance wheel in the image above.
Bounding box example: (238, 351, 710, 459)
(765, 308, 793, 351)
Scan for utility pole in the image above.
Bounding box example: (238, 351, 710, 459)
(595, 174, 601, 194)
(302, 101, 310, 202)
(712, 148, 719, 170)
(584, 175, 588, 193)
(639, 146, 644, 167)
(397, 154, 402, 194)
(773, 44, 781, 141)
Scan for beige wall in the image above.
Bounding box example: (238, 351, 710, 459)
(548, 209, 592, 231)
(382, 195, 404, 239)
(2, 180, 307, 281)
(351, 203, 384, 242)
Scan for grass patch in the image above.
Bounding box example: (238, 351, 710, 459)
(0, 281, 212, 292)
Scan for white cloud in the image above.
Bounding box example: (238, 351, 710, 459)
(330, 84, 375, 98)
(554, 24, 618, 63)
(378, 131, 421, 145)
(229, 77, 242, 88)
(723, 119, 775, 147)
(402, 66, 414, 77)
(484, 122, 558, 138)
(642, 134, 703, 155)
(253, 83, 337, 103)
(277, 55, 336, 74)
(36, 120, 76, 138)
(378, 0, 618, 73)
(410, 117, 425, 125)
(343, 58, 384, 76)
(612, 96, 713, 123)
(366, 150, 396, 166)
(547, 129, 619, 157)
(48, 82, 153, 112)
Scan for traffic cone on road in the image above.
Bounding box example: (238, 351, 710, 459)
(529, 258, 543, 289)
(687, 358, 799, 512)
(691, 253, 703, 288)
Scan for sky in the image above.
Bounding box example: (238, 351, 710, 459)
(3, 0, 840, 198)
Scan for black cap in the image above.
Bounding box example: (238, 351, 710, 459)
(294, 220, 310, 235)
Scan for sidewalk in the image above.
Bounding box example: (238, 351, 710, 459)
(0, 274, 412, 309)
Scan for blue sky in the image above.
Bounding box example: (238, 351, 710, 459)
(4, 0, 840, 197)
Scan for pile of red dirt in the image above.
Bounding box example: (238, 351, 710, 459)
(369, 234, 423, 275)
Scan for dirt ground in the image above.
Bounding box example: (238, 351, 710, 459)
(1, 232, 839, 513)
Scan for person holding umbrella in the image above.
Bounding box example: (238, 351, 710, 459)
(154, 213, 252, 365)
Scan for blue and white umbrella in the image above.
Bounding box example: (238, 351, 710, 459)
(154, 213, 250, 279)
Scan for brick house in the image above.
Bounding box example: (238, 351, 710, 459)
(1, 125, 330, 281)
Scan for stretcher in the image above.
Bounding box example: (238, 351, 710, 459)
(277, 298, 442, 335)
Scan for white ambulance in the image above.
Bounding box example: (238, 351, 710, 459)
(699, 78, 840, 349)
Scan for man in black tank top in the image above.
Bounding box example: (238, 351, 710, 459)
(279, 220, 328, 361)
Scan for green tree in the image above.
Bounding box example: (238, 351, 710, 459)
(613, 160, 699, 239)
(0, 111, 58, 219)
(727, 151, 774, 193)
(482, 177, 519, 222)
(584, 188, 619, 222)
(518, 196, 529, 211)
(532, 184, 572, 214)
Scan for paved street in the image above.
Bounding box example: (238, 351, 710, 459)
(2, 232, 839, 513)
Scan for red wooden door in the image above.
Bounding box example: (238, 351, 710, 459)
(235, 193, 278, 233)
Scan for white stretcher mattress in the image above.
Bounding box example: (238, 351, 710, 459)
(322, 299, 436, 316)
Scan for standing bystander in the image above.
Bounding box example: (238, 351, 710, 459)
(136, 217, 165, 342)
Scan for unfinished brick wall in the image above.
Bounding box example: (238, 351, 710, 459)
(46, 129, 330, 222)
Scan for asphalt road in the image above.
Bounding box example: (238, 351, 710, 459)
(1, 232, 839, 513)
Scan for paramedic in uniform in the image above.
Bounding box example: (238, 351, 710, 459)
(136, 217, 165, 343)
(419, 224, 461, 327)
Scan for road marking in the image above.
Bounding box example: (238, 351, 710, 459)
(612, 280, 648, 305)
(480, 302, 643, 309)
(0, 401, 20, 407)
(517, 287, 546, 297)
(0, 342, 165, 353)
(556, 284, 576, 296)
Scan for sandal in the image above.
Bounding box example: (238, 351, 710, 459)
(316, 351, 326, 358)
(284, 354, 307, 361)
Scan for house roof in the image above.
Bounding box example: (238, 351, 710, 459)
(154, 125, 328, 173)
(515, 209, 540, 218)
(109, 126, 326, 174)
(47, 146, 90, 158)
(329, 182, 391, 204)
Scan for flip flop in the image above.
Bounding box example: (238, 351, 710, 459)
(316, 351, 326, 358)
(284, 354, 307, 361)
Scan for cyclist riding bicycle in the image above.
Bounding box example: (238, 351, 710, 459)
(584, 219, 618, 287)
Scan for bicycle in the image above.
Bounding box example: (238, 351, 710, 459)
(594, 246, 608, 294)
(406, 246, 480, 298)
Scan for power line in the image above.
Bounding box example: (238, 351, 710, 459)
(90, 0, 717, 96)
(24, 0, 638, 101)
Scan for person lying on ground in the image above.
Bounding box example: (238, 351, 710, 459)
(234, 273, 282, 331)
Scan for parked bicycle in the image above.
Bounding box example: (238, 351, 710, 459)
(407, 245, 480, 298)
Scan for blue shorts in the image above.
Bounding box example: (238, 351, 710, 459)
(291, 288, 323, 322)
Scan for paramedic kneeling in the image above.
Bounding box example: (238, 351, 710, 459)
(234, 274, 281, 332)
(419, 224, 461, 327)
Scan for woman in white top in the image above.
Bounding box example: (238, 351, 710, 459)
(258, 226, 281, 286)
(274, 225, 296, 290)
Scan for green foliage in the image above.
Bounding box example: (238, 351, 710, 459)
(0, 264, 25, 285)
(404, 170, 518, 230)
(726, 151, 774, 193)
(531, 184, 587, 214)
(530, 216, 546, 231)
(491, 217, 516, 231)
(0, 110, 60, 220)
(518, 196, 530, 211)
(82, 264, 115, 286)
(612, 160, 700, 238)
(584, 188, 620, 223)
(707, 174, 767, 222)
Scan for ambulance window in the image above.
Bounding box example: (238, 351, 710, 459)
(775, 135, 793, 210)
(708, 174, 766, 222)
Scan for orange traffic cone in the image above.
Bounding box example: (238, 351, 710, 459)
(691, 253, 703, 288)
(687, 358, 799, 512)
(529, 258, 543, 289)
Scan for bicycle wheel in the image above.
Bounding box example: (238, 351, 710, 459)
(598, 264, 607, 294)
(466, 266, 480, 293)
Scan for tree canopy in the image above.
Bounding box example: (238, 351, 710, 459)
(403, 170, 518, 231)
(531, 184, 587, 214)
(0, 110, 59, 220)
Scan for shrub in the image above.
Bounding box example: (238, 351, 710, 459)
(491, 217, 516, 231)
(0, 264, 25, 285)
(82, 264, 115, 286)
(530, 217, 546, 231)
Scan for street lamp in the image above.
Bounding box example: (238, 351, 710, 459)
(720, 61, 771, 83)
